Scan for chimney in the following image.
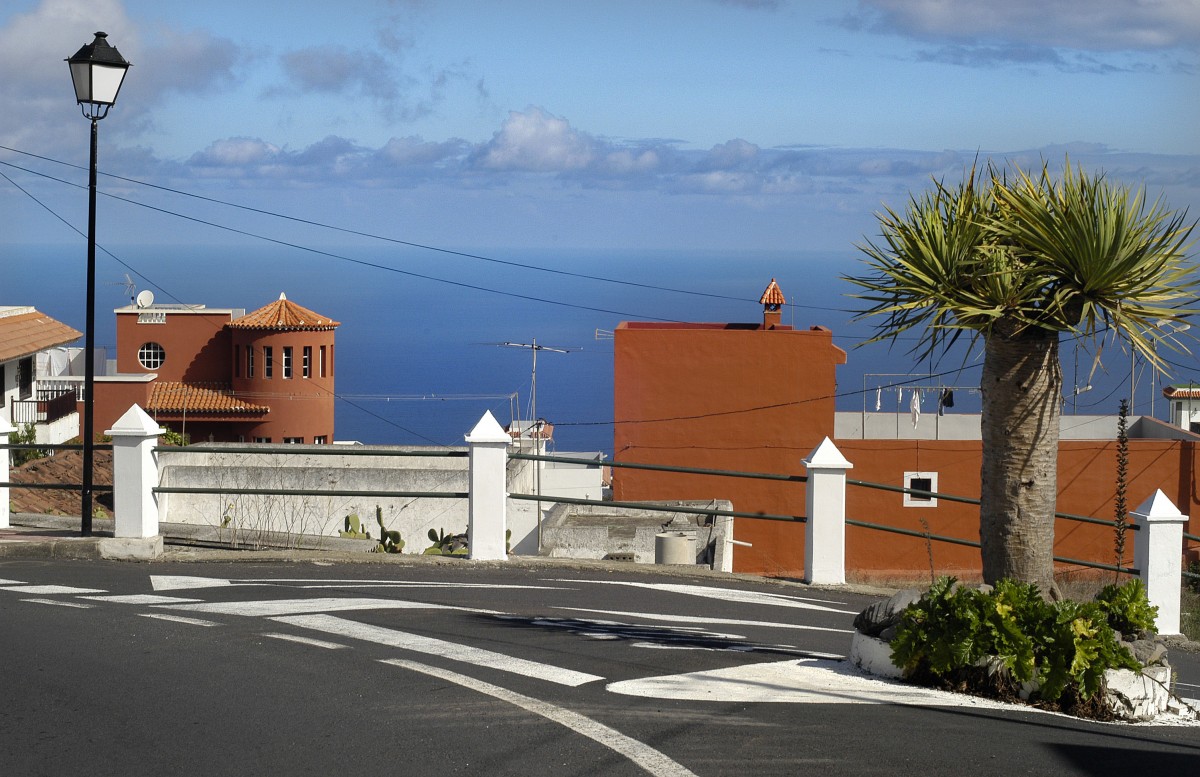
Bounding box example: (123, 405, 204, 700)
(759, 278, 785, 329)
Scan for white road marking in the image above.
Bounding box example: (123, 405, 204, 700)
(556, 607, 854, 634)
(383, 658, 698, 777)
(151, 574, 564, 592)
(20, 598, 93, 609)
(608, 658, 978, 704)
(82, 594, 202, 604)
(0, 578, 26, 585)
(275, 613, 603, 687)
(290, 583, 567, 591)
(151, 575, 235, 591)
(139, 613, 220, 627)
(1, 585, 106, 595)
(553, 580, 856, 614)
(263, 632, 347, 650)
(158, 597, 499, 617)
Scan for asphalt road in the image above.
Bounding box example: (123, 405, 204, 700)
(1, 558, 1197, 776)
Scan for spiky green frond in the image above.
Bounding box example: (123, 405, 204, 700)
(846, 160, 1198, 370)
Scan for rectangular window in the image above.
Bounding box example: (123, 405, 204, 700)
(247, 347, 255, 378)
(282, 346, 293, 379)
(253, 436, 271, 444)
(264, 346, 274, 379)
(303, 346, 312, 379)
(313, 435, 327, 445)
(283, 436, 303, 444)
(319, 345, 327, 378)
(329, 344, 334, 376)
(903, 472, 938, 507)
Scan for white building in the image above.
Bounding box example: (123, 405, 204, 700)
(0, 306, 83, 444)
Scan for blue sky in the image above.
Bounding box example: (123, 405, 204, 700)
(1, 0, 1197, 255)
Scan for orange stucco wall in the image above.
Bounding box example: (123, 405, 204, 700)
(115, 310, 233, 381)
(612, 321, 846, 576)
(86, 379, 152, 437)
(612, 318, 1200, 580)
(835, 438, 1200, 583)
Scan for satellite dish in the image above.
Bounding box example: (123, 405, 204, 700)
(135, 290, 155, 308)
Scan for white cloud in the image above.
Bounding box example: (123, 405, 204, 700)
(377, 136, 468, 166)
(188, 137, 280, 167)
(0, 0, 135, 151)
(854, 0, 1200, 51)
(281, 45, 400, 101)
(473, 108, 597, 172)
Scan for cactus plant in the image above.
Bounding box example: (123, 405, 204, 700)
(373, 506, 405, 553)
(423, 528, 468, 556)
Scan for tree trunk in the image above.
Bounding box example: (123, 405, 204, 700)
(979, 326, 1062, 595)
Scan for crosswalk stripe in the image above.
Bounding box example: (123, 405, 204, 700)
(555, 607, 854, 633)
(157, 597, 498, 617)
(20, 598, 93, 609)
(274, 613, 603, 687)
(139, 613, 220, 627)
(264, 632, 348, 650)
(1, 585, 106, 595)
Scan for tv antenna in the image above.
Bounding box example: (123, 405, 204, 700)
(108, 273, 136, 304)
(497, 339, 573, 549)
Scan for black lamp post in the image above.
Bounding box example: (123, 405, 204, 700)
(66, 32, 130, 536)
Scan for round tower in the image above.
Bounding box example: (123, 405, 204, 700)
(227, 292, 339, 443)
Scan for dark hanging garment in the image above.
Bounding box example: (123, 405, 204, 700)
(938, 388, 955, 415)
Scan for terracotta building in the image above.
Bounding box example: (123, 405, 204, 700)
(93, 293, 338, 443)
(613, 280, 1200, 580)
(613, 280, 847, 576)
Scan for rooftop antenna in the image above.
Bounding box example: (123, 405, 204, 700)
(498, 339, 572, 550)
(595, 328, 613, 341)
(107, 272, 136, 305)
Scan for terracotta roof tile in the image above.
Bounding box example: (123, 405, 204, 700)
(0, 309, 82, 363)
(759, 279, 786, 306)
(1163, 384, 1200, 399)
(147, 382, 269, 415)
(227, 293, 339, 331)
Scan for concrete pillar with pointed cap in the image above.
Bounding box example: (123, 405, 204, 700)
(105, 404, 165, 538)
(803, 437, 852, 585)
(466, 410, 511, 560)
(1133, 490, 1188, 635)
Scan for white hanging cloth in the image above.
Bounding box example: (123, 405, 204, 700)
(910, 388, 921, 428)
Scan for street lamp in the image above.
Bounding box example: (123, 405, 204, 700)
(67, 32, 130, 536)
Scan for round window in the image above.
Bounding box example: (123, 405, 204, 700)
(138, 342, 166, 369)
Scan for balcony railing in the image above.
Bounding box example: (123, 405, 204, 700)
(9, 389, 78, 426)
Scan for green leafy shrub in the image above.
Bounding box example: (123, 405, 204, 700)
(1094, 579, 1157, 636)
(8, 423, 48, 467)
(891, 577, 1144, 705)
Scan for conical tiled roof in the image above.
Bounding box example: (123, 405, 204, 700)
(759, 279, 785, 307)
(227, 293, 339, 331)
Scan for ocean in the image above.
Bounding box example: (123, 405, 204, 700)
(5, 243, 1167, 454)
